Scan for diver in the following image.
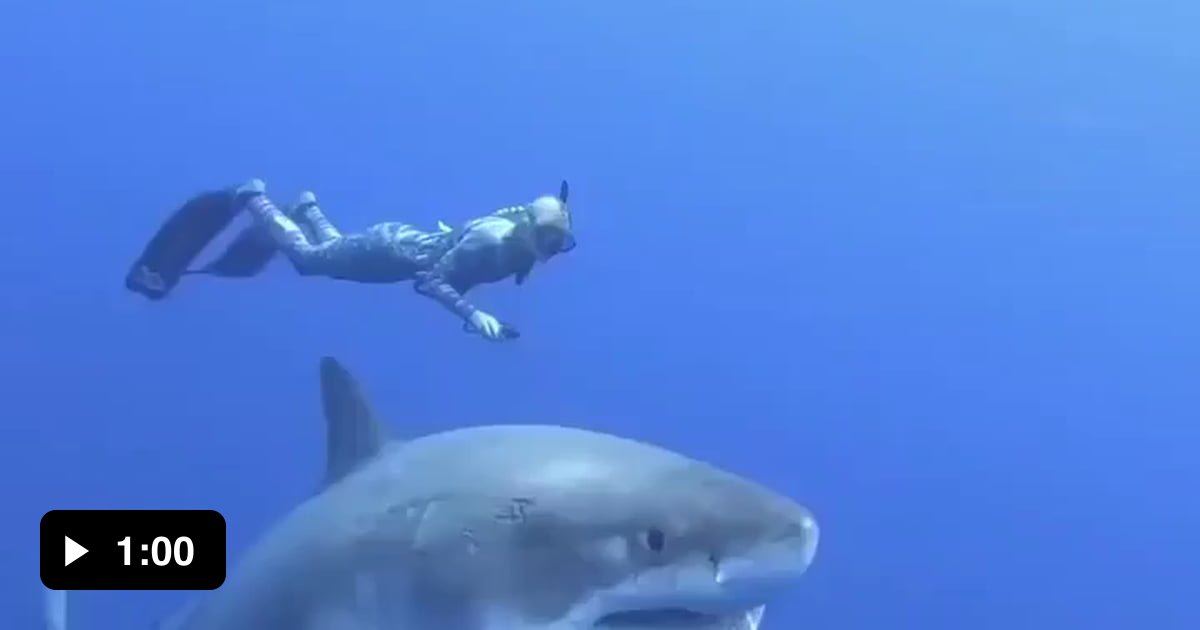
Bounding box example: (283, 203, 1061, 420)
(230, 178, 577, 341)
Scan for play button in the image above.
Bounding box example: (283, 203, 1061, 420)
(42, 509, 228, 590)
(63, 536, 88, 567)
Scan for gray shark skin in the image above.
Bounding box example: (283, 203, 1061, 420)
(51, 357, 819, 630)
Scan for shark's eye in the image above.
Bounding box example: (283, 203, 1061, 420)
(641, 528, 666, 553)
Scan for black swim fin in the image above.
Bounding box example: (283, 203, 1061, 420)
(124, 189, 239, 300)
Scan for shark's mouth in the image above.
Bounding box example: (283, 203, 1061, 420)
(594, 609, 724, 628)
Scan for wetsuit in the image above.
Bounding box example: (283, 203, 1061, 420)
(237, 189, 545, 326)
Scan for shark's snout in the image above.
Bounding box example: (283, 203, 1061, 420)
(782, 509, 820, 574)
(799, 511, 820, 570)
(716, 509, 820, 597)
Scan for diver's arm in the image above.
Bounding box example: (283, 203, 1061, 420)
(412, 252, 479, 322)
(412, 218, 510, 323)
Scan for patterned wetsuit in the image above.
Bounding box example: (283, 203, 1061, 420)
(239, 193, 541, 323)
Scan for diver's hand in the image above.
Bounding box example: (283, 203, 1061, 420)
(468, 310, 507, 341)
(462, 311, 521, 341)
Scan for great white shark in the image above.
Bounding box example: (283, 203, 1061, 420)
(46, 357, 819, 630)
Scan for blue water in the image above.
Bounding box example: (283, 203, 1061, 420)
(3, 1, 1197, 627)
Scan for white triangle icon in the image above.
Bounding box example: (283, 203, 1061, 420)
(63, 536, 88, 567)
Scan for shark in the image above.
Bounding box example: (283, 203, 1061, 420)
(46, 357, 819, 630)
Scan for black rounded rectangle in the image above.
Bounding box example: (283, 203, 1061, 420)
(41, 510, 226, 591)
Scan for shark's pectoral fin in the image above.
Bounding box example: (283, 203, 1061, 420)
(319, 357, 389, 487)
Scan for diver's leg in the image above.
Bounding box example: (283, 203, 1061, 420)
(290, 191, 343, 244)
(235, 179, 340, 276)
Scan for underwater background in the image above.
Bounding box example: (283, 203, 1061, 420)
(3, 0, 1198, 627)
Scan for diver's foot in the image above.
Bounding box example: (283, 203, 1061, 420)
(234, 178, 267, 202)
(292, 191, 318, 211)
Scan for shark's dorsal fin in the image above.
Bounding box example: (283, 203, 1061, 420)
(320, 356, 388, 487)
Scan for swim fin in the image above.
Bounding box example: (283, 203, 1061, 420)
(124, 189, 239, 300)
